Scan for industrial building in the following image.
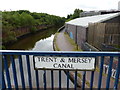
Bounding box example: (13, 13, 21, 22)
(65, 13, 120, 51)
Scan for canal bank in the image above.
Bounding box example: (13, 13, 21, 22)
(3, 25, 60, 49)
(6, 26, 60, 50)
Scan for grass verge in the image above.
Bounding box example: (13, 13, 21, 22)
(64, 32, 82, 51)
(53, 33, 61, 51)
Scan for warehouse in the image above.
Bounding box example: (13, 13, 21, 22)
(65, 13, 120, 51)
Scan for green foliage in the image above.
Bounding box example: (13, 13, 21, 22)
(67, 9, 83, 20)
(29, 27, 37, 33)
(0, 45, 6, 50)
(2, 10, 66, 44)
(2, 29, 17, 43)
(20, 12, 35, 27)
(17, 10, 30, 14)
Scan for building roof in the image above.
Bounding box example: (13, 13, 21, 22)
(66, 13, 120, 27)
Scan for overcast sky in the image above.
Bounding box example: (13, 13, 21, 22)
(1, 0, 120, 17)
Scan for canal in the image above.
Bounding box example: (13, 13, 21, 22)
(6, 27, 74, 88)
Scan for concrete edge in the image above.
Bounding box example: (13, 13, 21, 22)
(53, 33, 61, 51)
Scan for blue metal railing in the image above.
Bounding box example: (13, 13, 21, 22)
(0, 50, 120, 89)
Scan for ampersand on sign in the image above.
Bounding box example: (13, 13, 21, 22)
(60, 58, 65, 62)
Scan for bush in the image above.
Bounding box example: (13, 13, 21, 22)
(0, 45, 6, 50)
(29, 27, 37, 33)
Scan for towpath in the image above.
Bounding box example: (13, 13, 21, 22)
(56, 32, 75, 51)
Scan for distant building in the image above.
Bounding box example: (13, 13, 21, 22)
(80, 1, 120, 17)
(119, 1, 120, 10)
(80, 11, 101, 17)
(80, 10, 120, 17)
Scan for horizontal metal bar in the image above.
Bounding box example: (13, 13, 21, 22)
(0, 50, 120, 56)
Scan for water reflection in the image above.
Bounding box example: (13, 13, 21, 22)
(6, 27, 57, 50)
(32, 35, 54, 51)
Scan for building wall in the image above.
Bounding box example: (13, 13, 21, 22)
(80, 11, 101, 17)
(77, 26, 86, 48)
(118, 1, 120, 10)
(66, 24, 76, 41)
(65, 24, 87, 49)
(88, 23, 106, 50)
(87, 23, 120, 51)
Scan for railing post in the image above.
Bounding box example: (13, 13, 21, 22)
(18, 55, 25, 88)
(3, 55, 11, 88)
(90, 71, 94, 89)
(74, 71, 77, 90)
(10, 55, 18, 88)
(51, 70, 54, 90)
(43, 70, 47, 90)
(0, 56, 1, 89)
(26, 55, 32, 89)
(59, 70, 61, 90)
(35, 70, 39, 89)
(82, 71, 86, 90)
(114, 57, 120, 89)
(67, 70, 69, 90)
(98, 56, 104, 89)
(106, 56, 113, 89)
(2, 72, 6, 89)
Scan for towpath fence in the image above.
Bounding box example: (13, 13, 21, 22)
(0, 50, 120, 89)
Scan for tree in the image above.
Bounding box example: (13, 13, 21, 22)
(20, 12, 35, 27)
(17, 10, 30, 14)
(2, 10, 66, 44)
(66, 9, 83, 20)
(72, 9, 83, 19)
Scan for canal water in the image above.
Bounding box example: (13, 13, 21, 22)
(6, 27, 74, 88)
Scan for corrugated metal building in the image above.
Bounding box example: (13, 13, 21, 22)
(65, 13, 120, 51)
